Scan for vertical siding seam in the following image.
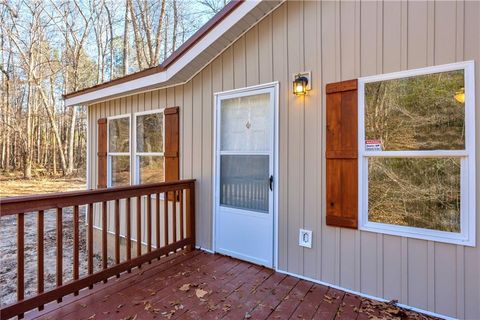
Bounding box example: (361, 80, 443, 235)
(335, 0, 341, 286)
(257, 25, 260, 84)
(455, 2, 465, 317)
(270, 15, 274, 81)
(244, 35, 247, 87)
(316, 0, 323, 281)
(354, 0, 362, 294)
(190, 84, 193, 183)
(301, 0, 306, 277)
(285, 1, 290, 272)
(338, 0, 342, 80)
(405, 0, 409, 68)
(380, 0, 384, 71)
(401, 238, 408, 304)
(401, 0, 408, 70)
(210, 67, 214, 247)
(200, 77, 204, 247)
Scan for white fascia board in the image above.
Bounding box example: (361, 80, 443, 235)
(65, 0, 263, 107)
(66, 72, 167, 107)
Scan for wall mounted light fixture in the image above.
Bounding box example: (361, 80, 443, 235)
(293, 71, 311, 96)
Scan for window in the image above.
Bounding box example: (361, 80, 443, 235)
(134, 110, 165, 184)
(358, 61, 476, 246)
(108, 115, 131, 187)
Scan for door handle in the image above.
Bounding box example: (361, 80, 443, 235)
(269, 175, 274, 191)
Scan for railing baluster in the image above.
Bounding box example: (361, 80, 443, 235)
(102, 201, 107, 283)
(73, 205, 79, 295)
(172, 190, 177, 247)
(88, 203, 93, 288)
(56, 208, 63, 302)
(186, 187, 192, 250)
(164, 191, 169, 254)
(17, 212, 25, 319)
(136, 196, 141, 258)
(147, 194, 152, 254)
(190, 183, 196, 249)
(37, 210, 44, 310)
(114, 199, 120, 278)
(179, 190, 184, 241)
(155, 193, 160, 252)
(0, 180, 196, 319)
(126, 198, 131, 269)
(114, 199, 120, 265)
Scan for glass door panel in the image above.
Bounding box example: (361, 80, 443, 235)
(221, 93, 271, 152)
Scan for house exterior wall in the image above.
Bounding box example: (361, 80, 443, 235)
(87, 1, 480, 318)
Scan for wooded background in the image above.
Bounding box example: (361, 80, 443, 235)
(0, 0, 225, 179)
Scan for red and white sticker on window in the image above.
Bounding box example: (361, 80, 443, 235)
(365, 139, 382, 151)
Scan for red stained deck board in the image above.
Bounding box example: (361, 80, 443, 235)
(248, 275, 300, 319)
(103, 254, 229, 319)
(123, 255, 242, 319)
(312, 287, 346, 320)
(29, 250, 200, 319)
(290, 284, 330, 319)
(203, 267, 275, 319)
(167, 260, 254, 319)
(266, 280, 314, 320)
(336, 293, 362, 320)
(25, 250, 436, 320)
(179, 260, 255, 320)
(186, 263, 267, 319)
(225, 272, 287, 319)
(35, 251, 212, 320)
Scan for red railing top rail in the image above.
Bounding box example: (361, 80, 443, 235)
(0, 179, 196, 216)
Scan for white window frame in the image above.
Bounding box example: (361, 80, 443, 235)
(133, 108, 165, 185)
(107, 114, 132, 187)
(358, 60, 476, 246)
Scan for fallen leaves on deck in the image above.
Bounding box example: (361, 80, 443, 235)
(195, 288, 208, 299)
(179, 283, 190, 291)
(336, 294, 438, 320)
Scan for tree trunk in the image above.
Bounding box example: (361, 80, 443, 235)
(172, 0, 178, 51)
(52, 131, 57, 175)
(38, 85, 67, 174)
(128, 0, 144, 70)
(122, 0, 130, 76)
(24, 81, 33, 179)
(67, 106, 76, 175)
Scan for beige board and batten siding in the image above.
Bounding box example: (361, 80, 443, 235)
(86, 1, 480, 318)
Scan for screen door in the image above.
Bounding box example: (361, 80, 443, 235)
(214, 86, 275, 267)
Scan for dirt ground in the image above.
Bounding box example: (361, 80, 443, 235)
(0, 175, 113, 307)
(0, 173, 86, 198)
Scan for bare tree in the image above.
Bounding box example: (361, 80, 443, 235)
(0, 0, 222, 179)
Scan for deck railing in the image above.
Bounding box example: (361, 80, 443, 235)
(0, 179, 195, 320)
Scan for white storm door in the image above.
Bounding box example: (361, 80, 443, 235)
(215, 87, 275, 268)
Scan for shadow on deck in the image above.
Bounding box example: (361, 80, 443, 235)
(27, 250, 435, 320)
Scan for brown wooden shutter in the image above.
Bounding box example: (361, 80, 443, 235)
(97, 118, 108, 189)
(164, 106, 180, 182)
(325, 79, 358, 229)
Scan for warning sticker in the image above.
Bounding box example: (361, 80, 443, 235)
(365, 139, 382, 151)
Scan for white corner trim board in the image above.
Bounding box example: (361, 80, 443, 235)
(64, 0, 265, 107)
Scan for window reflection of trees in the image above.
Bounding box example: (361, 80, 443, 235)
(365, 70, 465, 151)
(365, 70, 464, 232)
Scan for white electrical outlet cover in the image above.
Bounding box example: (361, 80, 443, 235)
(299, 229, 313, 248)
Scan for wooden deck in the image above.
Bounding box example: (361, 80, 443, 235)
(27, 250, 434, 320)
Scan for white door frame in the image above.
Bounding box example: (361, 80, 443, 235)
(212, 81, 279, 268)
